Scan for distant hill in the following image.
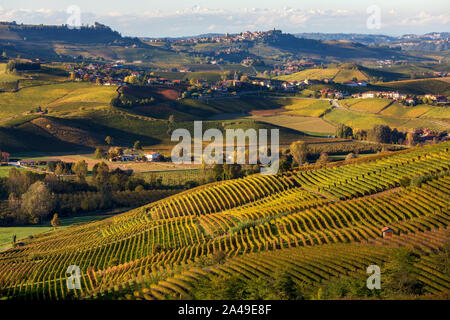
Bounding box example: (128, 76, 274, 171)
(276, 63, 405, 83)
(296, 32, 450, 52)
(0, 21, 136, 44)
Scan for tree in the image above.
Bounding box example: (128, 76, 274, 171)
(54, 163, 64, 176)
(336, 124, 353, 139)
(316, 152, 329, 165)
(105, 136, 113, 145)
(368, 125, 392, 143)
(51, 213, 62, 229)
(92, 162, 110, 186)
(94, 147, 105, 159)
(345, 153, 357, 161)
(133, 140, 142, 150)
(382, 249, 424, 297)
(107, 146, 123, 160)
(290, 141, 308, 166)
(20, 181, 55, 224)
(73, 160, 88, 182)
(406, 132, 415, 146)
(223, 164, 242, 180)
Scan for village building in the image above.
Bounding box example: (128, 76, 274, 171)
(144, 152, 161, 162)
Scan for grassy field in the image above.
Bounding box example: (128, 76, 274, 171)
(251, 115, 336, 134)
(420, 106, 450, 119)
(283, 99, 332, 117)
(277, 67, 368, 83)
(0, 82, 116, 119)
(0, 214, 113, 249)
(342, 98, 392, 113)
(0, 166, 30, 177)
(380, 103, 433, 118)
(324, 108, 447, 130)
(375, 78, 450, 96)
(0, 63, 25, 82)
(277, 68, 340, 81)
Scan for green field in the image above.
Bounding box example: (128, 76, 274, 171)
(0, 63, 24, 82)
(277, 68, 340, 81)
(380, 103, 433, 118)
(376, 78, 450, 96)
(0, 166, 29, 178)
(283, 99, 332, 117)
(342, 98, 392, 113)
(0, 82, 116, 119)
(324, 107, 447, 130)
(277, 67, 368, 83)
(0, 214, 113, 249)
(251, 115, 336, 135)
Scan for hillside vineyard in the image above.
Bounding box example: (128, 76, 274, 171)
(1, 142, 449, 299)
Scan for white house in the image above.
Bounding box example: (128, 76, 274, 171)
(144, 152, 161, 162)
(362, 92, 377, 99)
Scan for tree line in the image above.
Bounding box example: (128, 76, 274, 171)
(0, 161, 178, 226)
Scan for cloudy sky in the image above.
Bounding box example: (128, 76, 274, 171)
(0, 0, 449, 37)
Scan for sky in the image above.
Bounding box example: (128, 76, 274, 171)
(0, 0, 448, 37)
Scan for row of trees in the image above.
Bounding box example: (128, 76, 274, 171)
(0, 161, 172, 225)
(5, 60, 41, 73)
(336, 124, 409, 144)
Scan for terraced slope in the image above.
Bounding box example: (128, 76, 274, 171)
(0, 142, 449, 300)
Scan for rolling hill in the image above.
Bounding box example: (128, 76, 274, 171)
(0, 142, 449, 299)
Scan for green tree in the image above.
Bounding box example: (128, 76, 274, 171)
(336, 124, 353, 139)
(20, 181, 55, 224)
(73, 160, 88, 182)
(382, 249, 424, 297)
(368, 125, 392, 143)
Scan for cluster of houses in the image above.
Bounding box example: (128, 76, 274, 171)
(66, 61, 145, 86)
(320, 89, 348, 99)
(109, 152, 162, 162)
(352, 91, 448, 105)
(272, 62, 318, 76)
(158, 29, 283, 45)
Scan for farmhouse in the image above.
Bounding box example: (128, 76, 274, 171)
(144, 152, 161, 162)
(381, 227, 394, 238)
